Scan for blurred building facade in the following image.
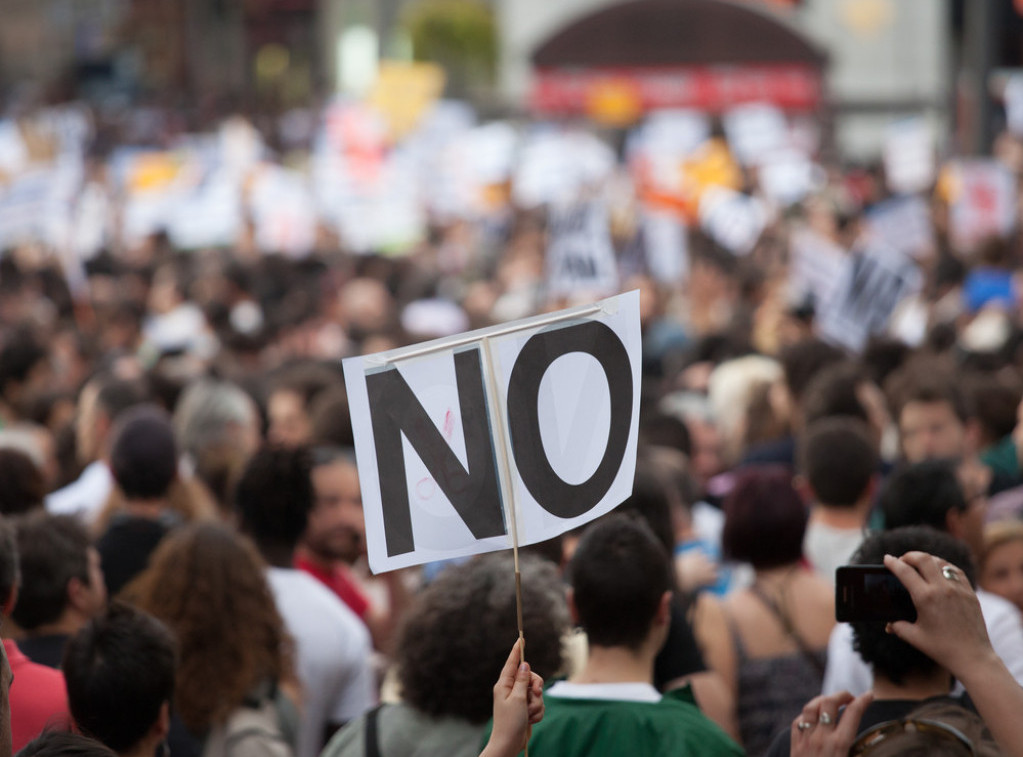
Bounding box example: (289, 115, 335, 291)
(1, 0, 1021, 158)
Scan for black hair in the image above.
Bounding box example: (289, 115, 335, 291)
(0, 517, 18, 602)
(0, 329, 47, 399)
(92, 376, 149, 422)
(779, 338, 846, 404)
(396, 553, 567, 723)
(569, 514, 672, 651)
(63, 602, 177, 753)
(17, 730, 118, 757)
(234, 445, 314, 552)
(802, 361, 871, 427)
(800, 417, 878, 508)
(880, 460, 965, 532)
(850, 527, 974, 686)
(12, 513, 93, 630)
(0, 448, 45, 515)
(109, 405, 178, 500)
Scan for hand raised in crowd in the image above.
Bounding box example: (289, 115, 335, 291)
(789, 690, 873, 757)
(480, 639, 544, 757)
(883, 551, 994, 679)
(884, 550, 1023, 757)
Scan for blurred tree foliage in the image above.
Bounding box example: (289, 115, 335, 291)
(402, 0, 497, 97)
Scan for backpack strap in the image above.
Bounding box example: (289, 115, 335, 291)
(364, 705, 386, 757)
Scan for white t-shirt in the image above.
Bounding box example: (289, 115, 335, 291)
(822, 589, 1023, 696)
(267, 568, 374, 757)
(45, 461, 113, 525)
(803, 522, 866, 585)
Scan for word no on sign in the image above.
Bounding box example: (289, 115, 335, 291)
(342, 290, 642, 573)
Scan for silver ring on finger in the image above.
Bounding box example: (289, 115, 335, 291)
(942, 565, 961, 582)
(797, 721, 814, 732)
(819, 712, 834, 726)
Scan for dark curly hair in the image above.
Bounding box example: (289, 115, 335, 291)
(851, 526, 975, 686)
(233, 444, 314, 552)
(124, 523, 295, 733)
(396, 553, 568, 724)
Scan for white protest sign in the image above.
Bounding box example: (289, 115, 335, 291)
(249, 166, 317, 258)
(343, 291, 642, 574)
(722, 103, 788, 166)
(641, 207, 688, 284)
(758, 149, 817, 207)
(949, 159, 1017, 254)
(883, 117, 935, 194)
(816, 242, 922, 352)
(546, 200, 620, 298)
(698, 186, 768, 256)
(788, 227, 847, 310)
(1005, 73, 1023, 137)
(864, 195, 935, 260)
(166, 170, 242, 250)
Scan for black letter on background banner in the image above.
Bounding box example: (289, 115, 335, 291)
(366, 349, 505, 557)
(507, 320, 632, 519)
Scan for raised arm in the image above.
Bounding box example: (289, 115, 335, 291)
(885, 551, 1023, 757)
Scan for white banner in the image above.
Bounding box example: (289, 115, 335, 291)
(343, 291, 642, 573)
(546, 200, 620, 298)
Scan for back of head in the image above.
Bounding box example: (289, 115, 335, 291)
(308, 385, 354, 448)
(396, 552, 568, 724)
(880, 459, 965, 532)
(799, 417, 877, 508)
(173, 379, 258, 461)
(127, 523, 288, 733)
(0, 447, 45, 515)
(12, 512, 95, 631)
(850, 527, 974, 686)
(617, 462, 676, 556)
(0, 517, 18, 607)
(569, 513, 672, 651)
(63, 601, 176, 753)
(109, 405, 178, 501)
(801, 361, 870, 427)
(234, 445, 313, 554)
(18, 731, 118, 757)
(722, 465, 807, 569)
(779, 338, 845, 405)
(93, 375, 149, 425)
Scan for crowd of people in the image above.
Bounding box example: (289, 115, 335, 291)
(4, 86, 1023, 757)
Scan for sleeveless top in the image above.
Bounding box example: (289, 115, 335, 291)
(725, 590, 828, 757)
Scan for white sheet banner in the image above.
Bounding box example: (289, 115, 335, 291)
(343, 291, 642, 573)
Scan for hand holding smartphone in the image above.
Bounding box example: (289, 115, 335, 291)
(835, 565, 917, 623)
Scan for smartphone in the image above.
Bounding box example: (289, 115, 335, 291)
(835, 565, 917, 623)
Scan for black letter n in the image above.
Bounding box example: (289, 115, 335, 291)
(366, 349, 505, 557)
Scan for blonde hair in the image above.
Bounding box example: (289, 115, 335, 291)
(980, 520, 1023, 574)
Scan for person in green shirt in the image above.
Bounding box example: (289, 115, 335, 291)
(486, 514, 742, 757)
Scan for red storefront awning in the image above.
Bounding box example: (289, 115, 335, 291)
(530, 0, 827, 117)
(532, 64, 823, 114)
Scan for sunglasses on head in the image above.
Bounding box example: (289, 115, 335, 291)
(850, 717, 976, 756)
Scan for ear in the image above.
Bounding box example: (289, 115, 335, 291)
(945, 508, 965, 542)
(153, 701, 171, 741)
(792, 474, 815, 504)
(66, 576, 87, 613)
(656, 591, 672, 627)
(566, 588, 580, 626)
(1, 585, 16, 619)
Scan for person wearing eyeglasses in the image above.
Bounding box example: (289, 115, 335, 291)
(782, 535, 1023, 757)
